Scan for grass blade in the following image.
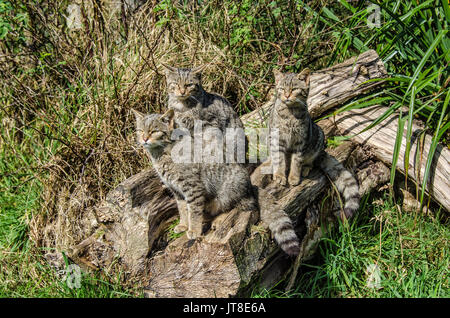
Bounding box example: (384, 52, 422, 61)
(403, 86, 416, 187)
(419, 88, 450, 209)
(405, 29, 447, 95)
(390, 110, 406, 188)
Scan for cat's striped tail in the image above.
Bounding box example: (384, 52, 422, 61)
(318, 152, 360, 219)
(259, 188, 300, 256)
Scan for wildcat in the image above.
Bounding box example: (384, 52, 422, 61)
(268, 69, 360, 219)
(132, 108, 300, 255)
(132, 108, 254, 239)
(162, 63, 246, 163)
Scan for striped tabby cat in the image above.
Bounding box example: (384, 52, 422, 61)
(162, 63, 244, 132)
(132, 108, 256, 240)
(269, 69, 360, 219)
(162, 64, 246, 163)
(132, 108, 300, 255)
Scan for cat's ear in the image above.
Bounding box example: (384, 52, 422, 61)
(131, 108, 145, 122)
(297, 68, 311, 86)
(191, 64, 207, 74)
(161, 63, 178, 76)
(161, 108, 175, 130)
(273, 69, 283, 85)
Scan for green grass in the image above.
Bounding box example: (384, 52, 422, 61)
(251, 192, 449, 298)
(0, 134, 141, 298)
(0, 100, 140, 298)
(0, 183, 141, 297)
(0, 249, 141, 298)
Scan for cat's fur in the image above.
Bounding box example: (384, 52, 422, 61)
(268, 69, 360, 219)
(162, 64, 246, 163)
(132, 108, 300, 255)
(132, 108, 256, 240)
(163, 64, 244, 132)
(258, 186, 301, 256)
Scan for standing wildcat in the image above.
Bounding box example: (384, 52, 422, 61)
(269, 69, 360, 219)
(132, 108, 255, 239)
(162, 64, 246, 163)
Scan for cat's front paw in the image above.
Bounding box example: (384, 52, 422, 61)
(173, 224, 188, 234)
(288, 173, 301, 186)
(273, 173, 287, 186)
(186, 229, 201, 240)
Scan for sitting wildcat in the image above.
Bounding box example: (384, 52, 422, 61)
(162, 63, 243, 132)
(132, 108, 301, 255)
(162, 64, 246, 163)
(269, 69, 360, 219)
(132, 108, 255, 240)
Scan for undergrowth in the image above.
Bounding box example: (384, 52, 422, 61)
(252, 191, 449, 298)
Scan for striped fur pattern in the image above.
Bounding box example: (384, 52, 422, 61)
(268, 69, 360, 219)
(163, 64, 247, 163)
(317, 152, 360, 219)
(163, 64, 244, 133)
(259, 187, 300, 256)
(132, 109, 257, 240)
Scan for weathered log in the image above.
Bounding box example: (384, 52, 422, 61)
(141, 120, 390, 297)
(60, 50, 395, 297)
(334, 105, 450, 212)
(307, 49, 388, 117)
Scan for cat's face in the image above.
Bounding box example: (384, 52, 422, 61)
(163, 64, 205, 101)
(274, 69, 310, 107)
(132, 109, 174, 150)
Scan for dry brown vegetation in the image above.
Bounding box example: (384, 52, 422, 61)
(1, 1, 340, 252)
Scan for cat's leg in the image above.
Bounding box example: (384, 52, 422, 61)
(272, 150, 287, 186)
(288, 152, 303, 186)
(174, 199, 188, 233)
(301, 150, 321, 178)
(185, 192, 205, 240)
